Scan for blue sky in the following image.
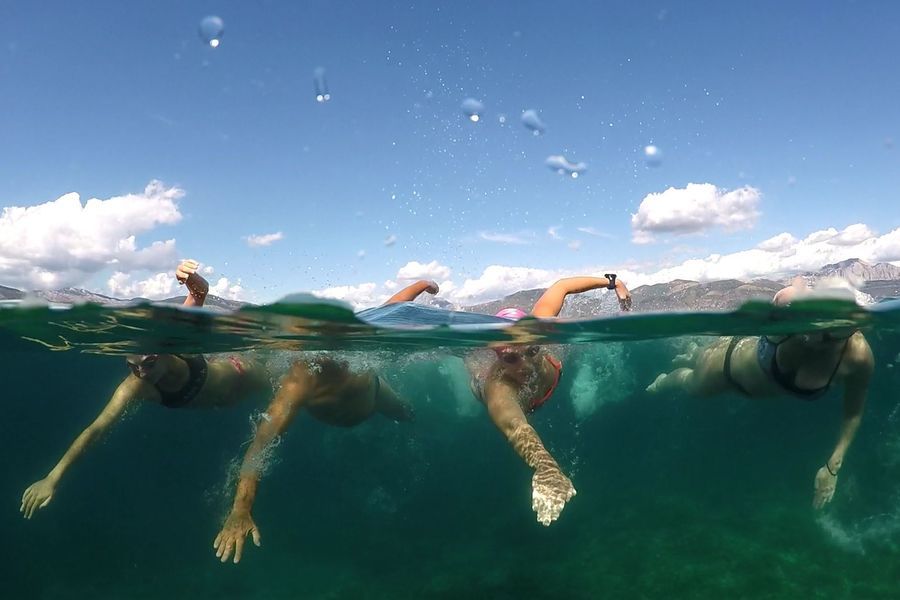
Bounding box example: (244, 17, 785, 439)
(1, 1, 899, 305)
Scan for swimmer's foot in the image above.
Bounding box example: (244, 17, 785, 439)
(646, 373, 667, 394)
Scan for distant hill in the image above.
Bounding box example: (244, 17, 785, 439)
(801, 258, 900, 282)
(0, 285, 24, 300)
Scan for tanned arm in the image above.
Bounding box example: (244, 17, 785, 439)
(176, 259, 209, 307)
(813, 333, 874, 509)
(20, 376, 146, 518)
(482, 378, 576, 525)
(531, 275, 631, 318)
(213, 361, 311, 563)
(383, 279, 439, 305)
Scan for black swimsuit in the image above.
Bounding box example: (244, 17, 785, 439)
(156, 354, 209, 408)
(724, 335, 849, 400)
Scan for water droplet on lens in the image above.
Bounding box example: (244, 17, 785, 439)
(521, 109, 546, 135)
(313, 67, 330, 103)
(384, 235, 397, 247)
(461, 98, 484, 123)
(498, 114, 507, 124)
(198, 16, 224, 48)
(643, 145, 663, 167)
(545, 155, 587, 178)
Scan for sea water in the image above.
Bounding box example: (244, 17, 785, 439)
(2, 298, 900, 598)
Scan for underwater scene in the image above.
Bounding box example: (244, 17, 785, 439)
(3, 0, 900, 598)
(3, 295, 900, 598)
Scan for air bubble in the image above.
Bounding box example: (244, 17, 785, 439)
(461, 98, 484, 122)
(644, 145, 663, 167)
(198, 16, 224, 48)
(314, 67, 331, 102)
(521, 109, 546, 135)
(545, 155, 587, 178)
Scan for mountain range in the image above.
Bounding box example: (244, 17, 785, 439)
(2, 259, 899, 314)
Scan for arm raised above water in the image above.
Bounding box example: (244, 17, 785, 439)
(176, 259, 209, 307)
(383, 279, 440, 305)
(531, 275, 631, 317)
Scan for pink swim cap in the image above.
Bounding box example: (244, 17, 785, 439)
(495, 307, 527, 321)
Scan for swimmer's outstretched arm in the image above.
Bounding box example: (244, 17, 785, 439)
(813, 334, 874, 509)
(531, 275, 631, 317)
(482, 379, 576, 526)
(383, 279, 439, 305)
(214, 362, 311, 564)
(20, 377, 145, 519)
(175, 259, 209, 307)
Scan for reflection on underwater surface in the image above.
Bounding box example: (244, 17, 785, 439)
(2, 300, 900, 597)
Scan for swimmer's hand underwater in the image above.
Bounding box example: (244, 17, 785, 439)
(813, 465, 838, 509)
(532, 465, 577, 526)
(214, 509, 261, 564)
(20, 476, 57, 519)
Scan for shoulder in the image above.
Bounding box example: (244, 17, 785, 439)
(841, 332, 874, 376)
(115, 374, 159, 404)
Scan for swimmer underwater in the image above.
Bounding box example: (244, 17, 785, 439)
(467, 274, 632, 526)
(20, 259, 272, 519)
(212, 279, 439, 564)
(646, 278, 875, 509)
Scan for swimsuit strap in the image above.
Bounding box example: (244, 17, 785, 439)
(529, 355, 562, 412)
(771, 336, 850, 400)
(724, 336, 753, 396)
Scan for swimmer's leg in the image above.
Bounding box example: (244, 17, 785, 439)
(374, 377, 415, 422)
(646, 368, 695, 394)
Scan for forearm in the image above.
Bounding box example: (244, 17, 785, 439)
(230, 406, 294, 512)
(384, 279, 436, 304)
(532, 276, 616, 317)
(46, 428, 100, 484)
(505, 417, 560, 473)
(827, 412, 862, 472)
(182, 275, 209, 307)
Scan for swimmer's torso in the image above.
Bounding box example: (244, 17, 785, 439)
(295, 358, 378, 427)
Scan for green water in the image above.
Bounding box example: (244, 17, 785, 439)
(3, 298, 900, 598)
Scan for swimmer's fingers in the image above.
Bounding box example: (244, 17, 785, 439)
(233, 536, 245, 564)
(21, 484, 52, 519)
(251, 526, 261, 547)
(175, 259, 200, 283)
(217, 536, 235, 563)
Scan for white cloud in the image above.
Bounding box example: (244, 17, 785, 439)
(0, 181, 182, 290)
(478, 231, 531, 245)
(576, 226, 613, 238)
(309, 222, 900, 309)
(828, 224, 877, 246)
(245, 231, 283, 247)
(631, 183, 761, 243)
(757, 233, 798, 252)
(625, 223, 895, 286)
(452, 265, 557, 303)
(548, 226, 563, 240)
(106, 270, 245, 302)
(107, 271, 175, 299)
(396, 260, 452, 281)
(209, 277, 244, 301)
(312, 282, 381, 310)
